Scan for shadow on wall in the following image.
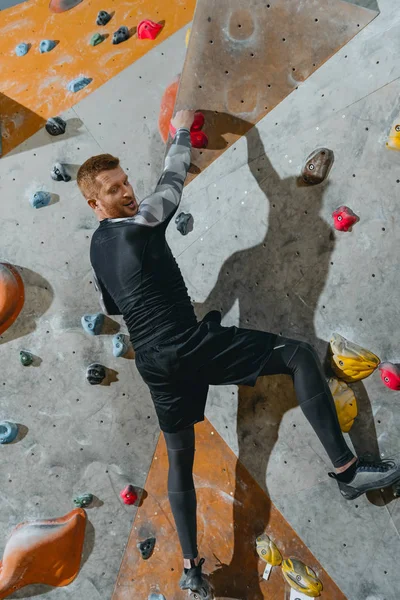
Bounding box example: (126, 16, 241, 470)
(344, 0, 379, 12)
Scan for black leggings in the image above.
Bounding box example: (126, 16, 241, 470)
(163, 336, 355, 559)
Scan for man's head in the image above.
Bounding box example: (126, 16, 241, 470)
(77, 154, 138, 220)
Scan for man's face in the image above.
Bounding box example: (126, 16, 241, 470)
(90, 166, 138, 219)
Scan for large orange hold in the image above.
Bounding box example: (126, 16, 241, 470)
(0, 263, 24, 336)
(158, 76, 180, 143)
(0, 509, 87, 599)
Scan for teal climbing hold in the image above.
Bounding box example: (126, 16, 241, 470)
(20, 350, 33, 366)
(15, 43, 29, 56)
(73, 493, 94, 508)
(90, 33, 105, 46)
(112, 333, 129, 357)
(30, 191, 51, 209)
(0, 421, 18, 444)
(67, 76, 92, 93)
(40, 40, 56, 54)
(81, 313, 104, 335)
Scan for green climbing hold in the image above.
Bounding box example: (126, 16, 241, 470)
(73, 493, 94, 508)
(20, 350, 33, 366)
(90, 33, 104, 47)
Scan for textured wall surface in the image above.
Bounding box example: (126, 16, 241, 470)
(1, 1, 400, 599)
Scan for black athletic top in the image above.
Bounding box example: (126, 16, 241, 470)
(90, 128, 198, 350)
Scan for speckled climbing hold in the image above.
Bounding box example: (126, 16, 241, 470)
(20, 350, 33, 366)
(332, 206, 359, 232)
(386, 122, 400, 151)
(185, 28, 191, 48)
(39, 40, 56, 54)
(328, 378, 358, 432)
(137, 537, 156, 560)
(330, 333, 380, 383)
(15, 43, 29, 56)
(73, 493, 94, 508)
(96, 10, 112, 26)
(137, 19, 164, 40)
(120, 484, 138, 505)
(255, 533, 282, 566)
(81, 313, 104, 335)
(175, 212, 194, 236)
(378, 362, 400, 391)
(45, 116, 66, 136)
(49, 0, 83, 13)
(51, 163, 71, 182)
(86, 363, 106, 385)
(90, 33, 105, 46)
(30, 191, 51, 209)
(112, 26, 130, 45)
(0, 262, 24, 336)
(301, 148, 334, 185)
(112, 333, 129, 357)
(67, 76, 92, 93)
(281, 558, 323, 597)
(0, 421, 18, 444)
(190, 130, 208, 149)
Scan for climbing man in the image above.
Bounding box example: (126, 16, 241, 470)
(78, 110, 400, 599)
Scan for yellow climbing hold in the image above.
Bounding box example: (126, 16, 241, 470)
(255, 533, 282, 566)
(330, 333, 380, 383)
(185, 28, 191, 48)
(328, 378, 357, 432)
(281, 558, 323, 597)
(386, 122, 400, 151)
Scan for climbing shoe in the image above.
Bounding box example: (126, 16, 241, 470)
(179, 558, 214, 599)
(329, 458, 400, 500)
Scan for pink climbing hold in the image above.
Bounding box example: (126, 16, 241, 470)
(332, 206, 359, 232)
(137, 19, 164, 40)
(120, 485, 138, 505)
(378, 362, 400, 391)
(49, 0, 83, 13)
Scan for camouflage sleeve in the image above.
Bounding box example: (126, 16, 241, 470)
(133, 128, 191, 227)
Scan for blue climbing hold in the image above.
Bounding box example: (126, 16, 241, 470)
(81, 313, 104, 335)
(67, 76, 92, 93)
(15, 43, 29, 57)
(112, 333, 129, 357)
(30, 191, 51, 209)
(40, 40, 57, 54)
(0, 421, 19, 444)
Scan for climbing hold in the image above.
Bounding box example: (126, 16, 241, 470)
(159, 76, 180, 143)
(330, 333, 380, 383)
(191, 112, 205, 131)
(0, 421, 19, 444)
(15, 43, 29, 56)
(81, 313, 104, 335)
(39, 40, 57, 54)
(190, 130, 208, 149)
(255, 533, 282, 566)
(137, 537, 156, 560)
(137, 19, 164, 41)
(112, 26, 130, 45)
(185, 28, 191, 48)
(0, 509, 86, 597)
(301, 148, 334, 185)
(148, 594, 166, 600)
(328, 378, 358, 432)
(49, 0, 83, 13)
(96, 10, 112, 26)
(281, 558, 323, 597)
(0, 262, 24, 336)
(378, 362, 400, 391)
(90, 33, 105, 47)
(67, 76, 92, 93)
(332, 206, 359, 232)
(30, 191, 51, 209)
(45, 116, 66, 136)
(120, 484, 138, 505)
(51, 163, 71, 182)
(386, 122, 400, 151)
(20, 350, 33, 366)
(73, 493, 94, 508)
(112, 333, 129, 357)
(175, 212, 194, 236)
(86, 363, 106, 385)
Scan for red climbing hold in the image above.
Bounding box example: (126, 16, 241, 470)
(332, 206, 359, 232)
(49, 0, 83, 13)
(0, 262, 24, 336)
(120, 485, 138, 505)
(169, 111, 208, 148)
(192, 112, 205, 131)
(379, 362, 400, 391)
(137, 19, 164, 40)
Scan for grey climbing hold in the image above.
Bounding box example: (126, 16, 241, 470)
(86, 363, 106, 385)
(96, 10, 111, 26)
(90, 33, 104, 46)
(67, 76, 92, 93)
(0, 421, 18, 444)
(112, 26, 130, 45)
(148, 595, 166, 600)
(73, 493, 94, 508)
(137, 537, 156, 560)
(112, 333, 129, 357)
(51, 163, 71, 182)
(20, 350, 33, 366)
(81, 313, 105, 335)
(40, 39, 56, 54)
(175, 212, 194, 235)
(15, 43, 29, 56)
(30, 191, 51, 209)
(45, 116, 66, 136)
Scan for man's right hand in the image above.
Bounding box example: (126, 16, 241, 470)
(171, 109, 196, 131)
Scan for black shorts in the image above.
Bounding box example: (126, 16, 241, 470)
(135, 312, 277, 433)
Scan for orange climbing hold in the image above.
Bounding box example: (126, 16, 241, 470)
(158, 76, 180, 143)
(0, 263, 24, 336)
(0, 508, 86, 599)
